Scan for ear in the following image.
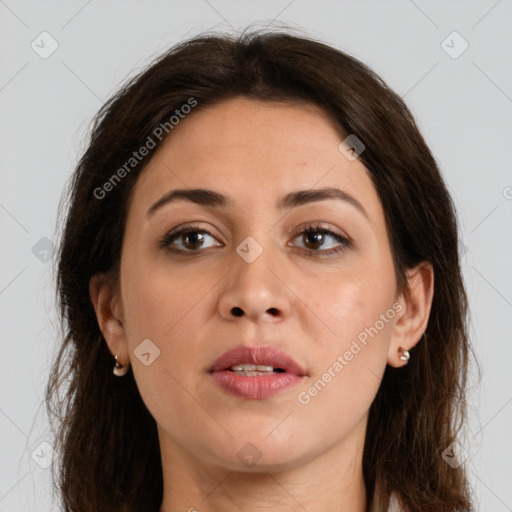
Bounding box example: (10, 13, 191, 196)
(89, 273, 130, 368)
(388, 262, 434, 367)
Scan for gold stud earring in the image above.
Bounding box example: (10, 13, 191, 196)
(113, 354, 129, 376)
(398, 346, 410, 363)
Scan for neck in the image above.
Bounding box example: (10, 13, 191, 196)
(158, 417, 368, 512)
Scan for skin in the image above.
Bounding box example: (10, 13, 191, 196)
(90, 97, 434, 512)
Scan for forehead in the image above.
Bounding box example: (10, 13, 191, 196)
(151, 97, 345, 169)
(129, 97, 383, 225)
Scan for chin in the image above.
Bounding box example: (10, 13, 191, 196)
(222, 452, 309, 474)
(208, 437, 315, 474)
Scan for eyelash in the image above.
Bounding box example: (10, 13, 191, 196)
(159, 222, 351, 258)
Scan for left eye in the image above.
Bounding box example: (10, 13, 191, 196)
(292, 227, 350, 254)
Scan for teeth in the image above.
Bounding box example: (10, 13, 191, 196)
(230, 364, 275, 373)
(231, 370, 275, 376)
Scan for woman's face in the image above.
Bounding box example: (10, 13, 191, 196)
(113, 97, 406, 471)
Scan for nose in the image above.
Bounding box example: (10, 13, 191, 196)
(218, 244, 292, 324)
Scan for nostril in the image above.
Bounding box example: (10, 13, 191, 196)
(231, 307, 244, 317)
(267, 308, 279, 316)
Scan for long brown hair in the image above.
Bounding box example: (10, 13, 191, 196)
(46, 28, 477, 512)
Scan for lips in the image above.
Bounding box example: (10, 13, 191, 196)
(209, 345, 306, 400)
(210, 345, 306, 376)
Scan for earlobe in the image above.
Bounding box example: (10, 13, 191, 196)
(388, 262, 434, 367)
(89, 273, 130, 369)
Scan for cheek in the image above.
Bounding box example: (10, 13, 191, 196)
(120, 264, 206, 430)
(305, 260, 397, 349)
(118, 267, 199, 416)
(294, 297, 393, 435)
(297, 264, 396, 408)
(122, 258, 211, 342)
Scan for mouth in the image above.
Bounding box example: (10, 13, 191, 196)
(209, 345, 306, 399)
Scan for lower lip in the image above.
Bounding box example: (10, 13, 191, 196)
(210, 371, 303, 399)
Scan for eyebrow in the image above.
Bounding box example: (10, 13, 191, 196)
(146, 186, 371, 223)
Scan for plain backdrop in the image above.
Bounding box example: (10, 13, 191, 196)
(1, 1, 511, 511)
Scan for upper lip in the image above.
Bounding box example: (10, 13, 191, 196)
(210, 345, 306, 376)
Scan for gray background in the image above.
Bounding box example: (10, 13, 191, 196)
(1, 1, 511, 510)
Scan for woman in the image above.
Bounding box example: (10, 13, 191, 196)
(46, 29, 475, 512)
